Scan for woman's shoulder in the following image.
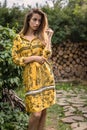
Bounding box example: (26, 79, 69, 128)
(13, 34, 23, 47)
(14, 34, 22, 41)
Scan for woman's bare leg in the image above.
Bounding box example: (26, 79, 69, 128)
(38, 109, 47, 130)
(28, 111, 42, 130)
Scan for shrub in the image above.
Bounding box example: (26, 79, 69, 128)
(0, 26, 22, 99)
(0, 102, 28, 130)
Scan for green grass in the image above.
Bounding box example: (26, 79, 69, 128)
(46, 104, 72, 130)
(15, 86, 25, 100)
(56, 82, 73, 91)
(56, 81, 87, 92)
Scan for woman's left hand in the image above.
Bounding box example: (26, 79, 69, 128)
(44, 28, 54, 50)
(45, 28, 54, 40)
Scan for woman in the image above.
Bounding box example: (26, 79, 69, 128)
(12, 8, 56, 130)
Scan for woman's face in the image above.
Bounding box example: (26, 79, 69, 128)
(29, 13, 42, 31)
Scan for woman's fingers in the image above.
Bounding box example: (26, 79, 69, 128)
(40, 57, 47, 64)
(46, 28, 54, 37)
(35, 56, 47, 64)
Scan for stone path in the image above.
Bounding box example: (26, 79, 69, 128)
(45, 127, 55, 130)
(56, 89, 87, 130)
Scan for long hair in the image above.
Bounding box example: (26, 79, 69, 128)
(20, 8, 48, 41)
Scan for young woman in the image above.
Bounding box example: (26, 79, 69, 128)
(12, 8, 56, 130)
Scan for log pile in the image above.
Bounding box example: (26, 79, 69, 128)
(51, 41, 87, 82)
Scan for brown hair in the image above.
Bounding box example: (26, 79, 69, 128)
(20, 8, 48, 41)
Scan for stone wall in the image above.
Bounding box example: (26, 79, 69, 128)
(51, 41, 87, 82)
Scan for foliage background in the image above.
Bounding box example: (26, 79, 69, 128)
(0, 0, 87, 43)
(0, 26, 22, 96)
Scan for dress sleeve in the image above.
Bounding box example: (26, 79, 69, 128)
(12, 35, 26, 67)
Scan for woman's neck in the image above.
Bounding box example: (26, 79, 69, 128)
(26, 29, 35, 36)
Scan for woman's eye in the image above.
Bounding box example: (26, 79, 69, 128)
(33, 18, 37, 21)
(32, 18, 41, 22)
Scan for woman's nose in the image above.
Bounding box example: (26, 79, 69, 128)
(36, 20, 40, 25)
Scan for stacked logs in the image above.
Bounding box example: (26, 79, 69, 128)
(51, 41, 87, 82)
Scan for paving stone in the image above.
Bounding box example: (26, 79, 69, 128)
(83, 114, 87, 118)
(65, 111, 74, 116)
(56, 94, 63, 98)
(61, 117, 76, 123)
(76, 99, 87, 102)
(64, 106, 71, 109)
(61, 115, 84, 124)
(80, 89, 85, 92)
(81, 107, 87, 113)
(57, 102, 70, 106)
(68, 107, 76, 112)
(77, 106, 87, 112)
(77, 106, 84, 111)
(71, 116, 84, 121)
(56, 90, 65, 94)
(72, 127, 87, 130)
(64, 107, 76, 116)
(63, 106, 71, 112)
(68, 90, 74, 93)
(79, 95, 86, 98)
(63, 105, 71, 112)
(82, 110, 87, 114)
(71, 122, 79, 129)
(45, 127, 55, 130)
(58, 98, 67, 102)
(67, 99, 85, 104)
(72, 126, 87, 130)
(71, 122, 87, 130)
(67, 93, 77, 97)
(63, 107, 76, 114)
(72, 104, 85, 107)
(79, 122, 87, 127)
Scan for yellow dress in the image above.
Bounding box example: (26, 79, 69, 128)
(12, 34, 56, 113)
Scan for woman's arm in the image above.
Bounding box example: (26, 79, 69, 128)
(45, 28, 53, 49)
(43, 28, 54, 59)
(12, 36, 26, 66)
(23, 56, 46, 64)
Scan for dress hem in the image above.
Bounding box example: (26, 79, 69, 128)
(26, 102, 56, 113)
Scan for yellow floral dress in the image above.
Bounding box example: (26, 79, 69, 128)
(12, 34, 56, 113)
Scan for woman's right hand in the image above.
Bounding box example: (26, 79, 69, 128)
(24, 56, 46, 64)
(34, 56, 46, 64)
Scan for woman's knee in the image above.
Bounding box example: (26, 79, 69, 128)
(42, 109, 47, 116)
(33, 112, 42, 119)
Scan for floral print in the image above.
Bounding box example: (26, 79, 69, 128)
(12, 34, 56, 112)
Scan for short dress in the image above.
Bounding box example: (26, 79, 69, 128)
(12, 34, 56, 113)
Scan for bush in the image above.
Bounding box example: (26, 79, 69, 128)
(0, 26, 22, 99)
(42, 1, 87, 43)
(0, 102, 28, 130)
